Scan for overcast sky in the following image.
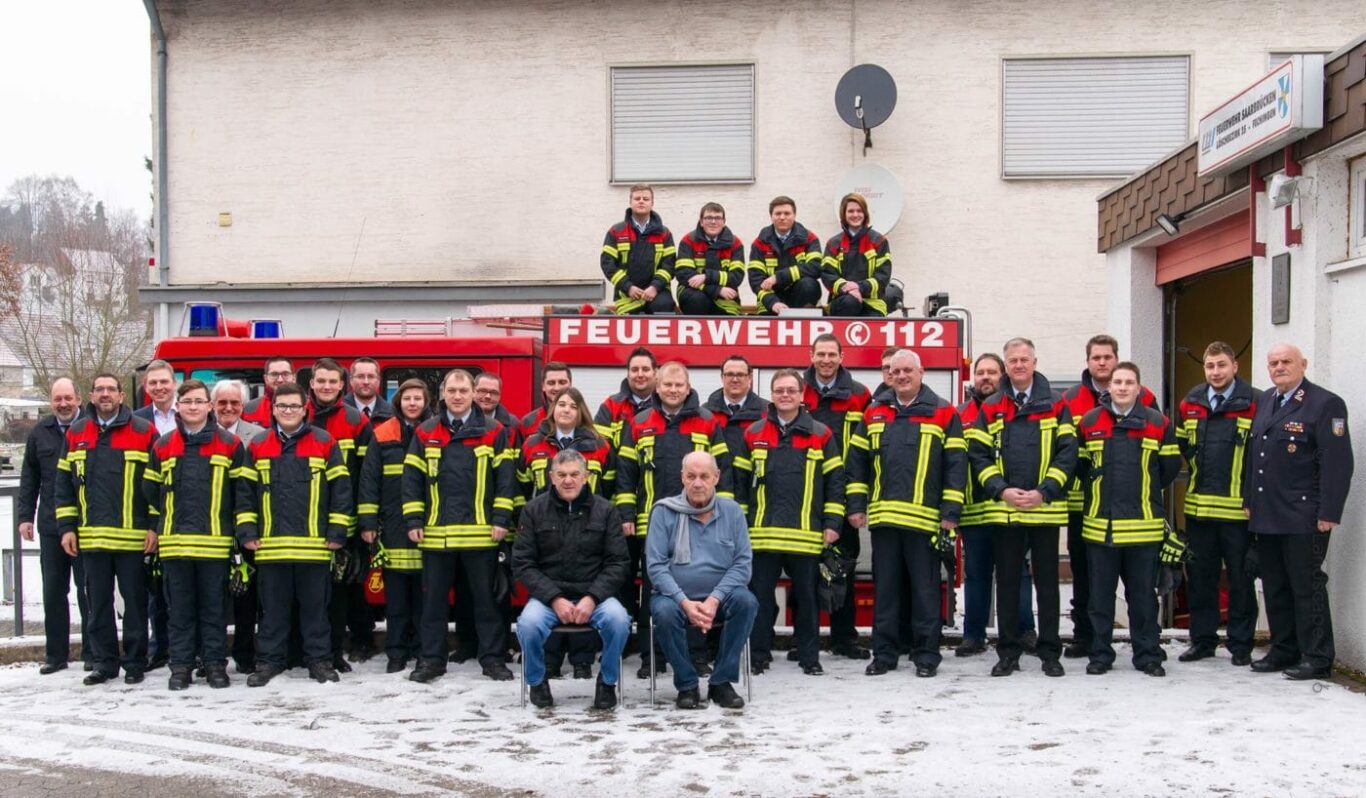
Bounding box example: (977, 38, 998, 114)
(1, 1, 152, 217)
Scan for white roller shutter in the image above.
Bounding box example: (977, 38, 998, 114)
(611, 64, 755, 183)
(1002, 56, 1189, 178)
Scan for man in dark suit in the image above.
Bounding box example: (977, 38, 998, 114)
(344, 357, 395, 423)
(134, 359, 179, 671)
(1244, 343, 1354, 680)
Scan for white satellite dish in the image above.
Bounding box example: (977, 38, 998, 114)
(834, 163, 905, 234)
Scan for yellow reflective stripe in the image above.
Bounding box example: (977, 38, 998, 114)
(821, 455, 843, 474)
(382, 463, 404, 476)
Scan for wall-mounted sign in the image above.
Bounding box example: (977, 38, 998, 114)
(1271, 252, 1291, 325)
(1197, 55, 1324, 177)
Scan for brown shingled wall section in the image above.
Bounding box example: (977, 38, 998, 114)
(1099, 38, 1366, 252)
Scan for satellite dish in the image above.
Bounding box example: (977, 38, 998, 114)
(835, 64, 897, 155)
(834, 164, 905, 234)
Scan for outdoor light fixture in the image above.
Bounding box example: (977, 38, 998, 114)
(1155, 212, 1187, 236)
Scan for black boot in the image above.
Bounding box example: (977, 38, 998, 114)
(205, 664, 231, 689)
(247, 664, 286, 687)
(529, 681, 554, 708)
(167, 667, 192, 691)
(707, 682, 745, 709)
(592, 676, 617, 710)
(307, 661, 341, 683)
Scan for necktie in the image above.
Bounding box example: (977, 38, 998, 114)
(1211, 394, 1224, 411)
(729, 404, 741, 416)
(1015, 391, 1027, 407)
(362, 406, 371, 419)
(450, 420, 462, 434)
(560, 437, 572, 449)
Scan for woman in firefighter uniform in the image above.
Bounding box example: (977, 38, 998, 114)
(358, 378, 431, 675)
(144, 380, 247, 690)
(822, 192, 893, 317)
(1074, 362, 1182, 677)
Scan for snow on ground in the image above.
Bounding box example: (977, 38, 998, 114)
(0, 644, 1362, 798)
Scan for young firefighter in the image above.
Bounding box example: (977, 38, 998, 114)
(675, 202, 746, 316)
(145, 379, 247, 690)
(822, 192, 892, 317)
(748, 195, 823, 314)
(600, 184, 677, 314)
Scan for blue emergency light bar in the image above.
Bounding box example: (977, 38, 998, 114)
(187, 302, 223, 337)
(251, 319, 283, 338)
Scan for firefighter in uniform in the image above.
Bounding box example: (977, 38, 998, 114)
(848, 349, 966, 677)
(600, 184, 677, 314)
(1061, 334, 1156, 658)
(675, 202, 746, 316)
(307, 358, 377, 668)
(704, 355, 766, 456)
(474, 372, 519, 431)
(615, 361, 732, 678)
(516, 362, 574, 447)
(748, 195, 823, 314)
(235, 381, 352, 686)
(966, 339, 1076, 677)
(55, 373, 159, 685)
(1074, 362, 1181, 677)
(404, 368, 518, 683)
(802, 333, 873, 659)
(241, 357, 295, 427)
(1244, 343, 1354, 680)
(1174, 341, 1259, 666)
(734, 368, 844, 675)
(822, 192, 892, 317)
(595, 347, 658, 448)
(144, 379, 247, 690)
(358, 378, 431, 674)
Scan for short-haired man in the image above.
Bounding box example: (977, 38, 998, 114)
(55, 373, 159, 685)
(966, 338, 1076, 677)
(473, 372, 519, 430)
(514, 449, 631, 709)
(135, 358, 177, 670)
(213, 380, 265, 442)
(242, 357, 294, 427)
(734, 369, 844, 675)
(518, 362, 574, 445)
(1174, 341, 1259, 667)
(1245, 344, 1353, 680)
(236, 382, 351, 686)
(848, 350, 966, 677)
(1061, 335, 1156, 659)
(1074, 362, 1181, 677)
(18, 377, 91, 674)
(345, 357, 394, 423)
(595, 347, 657, 448)
(803, 333, 873, 659)
(404, 368, 518, 683)
(648, 452, 758, 709)
(601, 184, 677, 314)
(748, 196, 823, 314)
(704, 355, 766, 456)
(676, 202, 746, 316)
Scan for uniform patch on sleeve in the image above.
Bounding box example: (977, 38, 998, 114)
(1333, 418, 1346, 437)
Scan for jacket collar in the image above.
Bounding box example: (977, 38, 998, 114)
(705, 389, 765, 419)
(759, 221, 810, 248)
(1184, 377, 1255, 411)
(623, 208, 664, 236)
(650, 389, 702, 419)
(802, 365, 856, 399)
(765, 404, 814, 433)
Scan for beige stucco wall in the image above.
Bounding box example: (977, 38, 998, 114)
(154, 0, 1356, 372)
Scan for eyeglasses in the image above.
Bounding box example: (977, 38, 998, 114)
(722, 372, 749, 379)
(216, 400, 243, 407)
(701, 215, 725, 222)
(179, 398, 210, 407)
(274, 403, 305, 412)
(474, 388, 500, 396)
(771, 388, 801, 396)
(266, 371, 294, 379)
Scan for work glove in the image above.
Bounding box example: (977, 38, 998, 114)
(144, 552, 163, 595)
(331, 547, 354, 584)
(931, 526, 958, 568)
(818, 544, 855, 614)
(369, 540, 390, 570)
(228, 550, 254, 598)
(1244, 535, 1261, 580)
(1159, 526, 1189, 566)
(492, 541, 514, 604)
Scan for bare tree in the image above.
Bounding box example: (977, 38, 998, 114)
(0, 176, 152, 393)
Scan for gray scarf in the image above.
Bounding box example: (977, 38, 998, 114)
(654, 493, 716, 565)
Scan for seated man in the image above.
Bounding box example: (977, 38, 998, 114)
(513, 449, 631, 710)
(648, 451, 757, 710)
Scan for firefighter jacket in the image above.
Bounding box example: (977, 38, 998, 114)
(1063, 370, 1157, 512)
(517, 406, 548, 449)
(821, 226, 892, 316)
(242, 389, 273, 427)
(402, 411, 517, 550)
(847, 386, 967, 534)
(1244, 380, 1354, 535)
(144, 419, 247, 560)
(1075, 404, 1181, 546)
(1176, 378, 1258, 522)
(601, 209, 677, 314)
(748, 222, 823, 312)
(55, 405, 157, 552)
(675, 225, 746, 315)
(801, 366, 872, 461)
(18, 411, 82, 537)
(358, 416, 424, 572)
(517, 423, 616, 504)
(703, 389, 766, 458)
(956, 395, 991, 528)
(594, 379, 654, 448)
(614, 390, 733, 531)
(965, 373, 1078, 527)
(308, 396, 373, 523)
(235, 425, 352, 563)
(733, 406, 846, 556)
(512, 487, 629, 607)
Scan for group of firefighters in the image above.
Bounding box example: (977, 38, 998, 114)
(17, 319, 1352, 695)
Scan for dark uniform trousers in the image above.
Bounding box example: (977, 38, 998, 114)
(992, 524, 1061, 661)
(829, 520, 862, 647)
(1185, 518, 1257, 656)
(1259, 531, 1334, 668)
(384, 569, 423, 661)
(148, 580, 170, 663)
(328, 537, 376, 658)
(1067, 511, 1093, 645)
(1086, 543, 1164, 668)
(231, 547, 259, 668)
(870, 528, 942, 668)
(83, 551, 148, 676)
(420, 549, 504, 667)
(38, 534, 91, 666)
(749, 551, 820, 666)
(257, 562, 332, 668)
(164, 559, 229, 668)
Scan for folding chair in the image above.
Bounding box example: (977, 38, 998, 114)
(519, 623, 624, 707)
(649, 617, 751, 707)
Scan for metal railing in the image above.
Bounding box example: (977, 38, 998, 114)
(0, 483, 25, 637)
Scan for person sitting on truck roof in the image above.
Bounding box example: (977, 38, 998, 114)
(675, 202, 746, 316)
(344, 357, 394, 423)
(601, 184, 678, 315)
(823, 192, 892, 317)
(242, 356, 294, 427)
(749, 195, 823, 315)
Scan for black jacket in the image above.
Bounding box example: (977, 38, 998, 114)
(1244, 379, 1354, 534)
(345, 393, 396, 424)
(235, 424, 352, 563)
(145, 420, 247, 560)
(358, 415, 425, 570)
(1075, 404, 1181, 546)
(512, 488, 628, 606)
(703, 388, 766, 457)
(55, 405, 159, 551)
(18, 412, 80, 536)
(1176, 377, 1258, 521)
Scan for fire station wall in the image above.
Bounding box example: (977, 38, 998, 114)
(153, 0, 1358, 373)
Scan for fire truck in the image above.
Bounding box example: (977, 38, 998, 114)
(152, 304, 971, 627)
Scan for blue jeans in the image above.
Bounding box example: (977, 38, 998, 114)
(962, 526, 1035, 641)
(517, 597, 630, 686)
(651, 590, 758, 691)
